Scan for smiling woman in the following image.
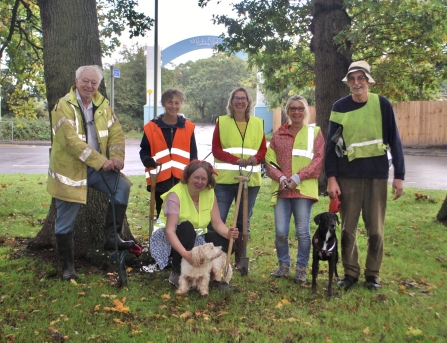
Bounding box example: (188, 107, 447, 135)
(147, 160, 239, 291)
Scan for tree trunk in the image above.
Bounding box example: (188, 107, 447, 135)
(28, 0, 136, 264)
(27, 188, 136, 264)
(310, 0, 351, 193)
(436, 194, 447, 225)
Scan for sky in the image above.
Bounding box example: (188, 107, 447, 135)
(104, 0, 236, 66)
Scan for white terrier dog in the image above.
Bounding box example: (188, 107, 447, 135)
(176, 243, 232, 296)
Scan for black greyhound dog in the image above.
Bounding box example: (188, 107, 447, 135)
(312, 212, 339, 296)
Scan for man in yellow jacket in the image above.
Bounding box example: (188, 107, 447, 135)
(47, 65, 135, 281)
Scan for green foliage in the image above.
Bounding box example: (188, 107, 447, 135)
(11, 118, 51, 140)
(213, 0, 447, 103)
(97, 0, 154, 56)
(104, 44, 146, 131)
(337, 0, 447, 101)
(168, 54, 257, 122)
(1, 174, 447, 341)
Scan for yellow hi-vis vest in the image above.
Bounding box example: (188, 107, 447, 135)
(266, 125, 320, 206)
(330, 93, 388, 161)
(159, 182, 214, 235)
(213, 115, 264, 187)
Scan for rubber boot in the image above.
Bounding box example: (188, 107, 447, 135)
(104, 203, 136, 251)
(55, 232, 77, 281)
(234, 235, 244, 270)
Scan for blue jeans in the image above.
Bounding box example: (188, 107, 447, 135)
(273, 197, 314, 267)
(213, 183, 260, 234)
(55, 167, 131, 235)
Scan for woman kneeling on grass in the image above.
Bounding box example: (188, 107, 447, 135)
(150, 160, 239, 289)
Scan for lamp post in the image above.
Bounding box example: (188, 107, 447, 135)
(147, 89, 153, 119)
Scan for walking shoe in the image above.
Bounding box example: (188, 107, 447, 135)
(294, 265, 307, 284)
(365, 276, 382, 290)
(270, 262, 290, 278)
(168, 272, 179, 287)
(211, 280, 236, 292)
(338, 274, 358, 291)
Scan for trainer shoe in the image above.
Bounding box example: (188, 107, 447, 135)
(270, 262, 290, 278)
(294, 265, 307, 284)
(338, 274, 358, 290)
(168, 272, 179, 287)
(365, 276, 382, 290)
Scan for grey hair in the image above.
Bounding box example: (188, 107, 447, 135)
(284, 95, 310, 123)
(75, 65, 104, 82)
(226, 87, 253, 120)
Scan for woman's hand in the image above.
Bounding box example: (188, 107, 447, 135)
(237, 158, 248, 167)
(182, 250, 194, 266)
(247, 156, 257, 165)
(287, 179, 297, 190)
(228, 227, 239, 240)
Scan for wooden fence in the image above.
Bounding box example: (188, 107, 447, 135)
(304, 100, 447, 147)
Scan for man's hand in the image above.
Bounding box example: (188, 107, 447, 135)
(101, 160, 115, 171)
(327, 176, 341, 199)
(392, 179, 404, 200)
(111, 157, 124, 170)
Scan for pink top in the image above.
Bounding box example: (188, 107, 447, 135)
(266, 124, 325, 201)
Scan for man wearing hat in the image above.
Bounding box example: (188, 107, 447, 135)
(324, 61, 405, 291)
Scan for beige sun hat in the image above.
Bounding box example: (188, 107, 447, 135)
(342, 60, 375, 85)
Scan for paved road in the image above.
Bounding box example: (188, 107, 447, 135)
(1, 124, 446, 190)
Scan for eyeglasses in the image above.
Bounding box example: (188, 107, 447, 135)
(289, 106, 305, 112)
(348, 75, 367, 83)
(233, 96, 247, 102)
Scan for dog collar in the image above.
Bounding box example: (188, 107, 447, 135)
(314, 238, 336, 258)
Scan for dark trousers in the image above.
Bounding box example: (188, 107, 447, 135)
(171, 221, 232, 273)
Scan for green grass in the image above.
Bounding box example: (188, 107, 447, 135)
(1, 175, 446, 342)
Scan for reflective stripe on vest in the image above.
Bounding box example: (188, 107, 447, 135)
(213, 115, 264, 186)
(330, 93, 387, 161)
(48, 168, 87, 187)
(143, 120, 194, 185)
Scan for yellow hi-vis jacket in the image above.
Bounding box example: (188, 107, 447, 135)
(143, 120, 195, 186)
(47, 86, 126, 204)
(213, 115, 264, 187)
(330, 93, 388, 161)
(159, 182, 214, 235)
(266, 125, 319, 206)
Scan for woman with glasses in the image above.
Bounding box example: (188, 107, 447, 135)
(265, 95, 324, 284)
(211, 87, 267, 271)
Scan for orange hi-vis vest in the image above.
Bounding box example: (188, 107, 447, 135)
(144, 120, 195, 186)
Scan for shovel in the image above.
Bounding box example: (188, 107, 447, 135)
(148, 163, 162, 249)
(239, 165, 253, 276)
(224, 175, 247, 277)
(100, 169, 128, 287)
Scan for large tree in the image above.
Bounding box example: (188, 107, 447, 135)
(27, 0, 152, 265)
(207, 0, 447, 136)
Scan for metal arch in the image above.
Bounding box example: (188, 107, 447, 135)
(161, 35, 245, 67)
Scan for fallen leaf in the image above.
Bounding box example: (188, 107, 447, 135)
(363, 327, 370, 334)
(161, 294, 171, 300)
(180, 311, 192, 319)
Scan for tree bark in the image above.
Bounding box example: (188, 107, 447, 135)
(310, 0, 351, 193)
(436, 194, 447, 224)
(28, 0, 136, 264)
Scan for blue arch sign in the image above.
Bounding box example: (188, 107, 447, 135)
(162, 35, 223, 67)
